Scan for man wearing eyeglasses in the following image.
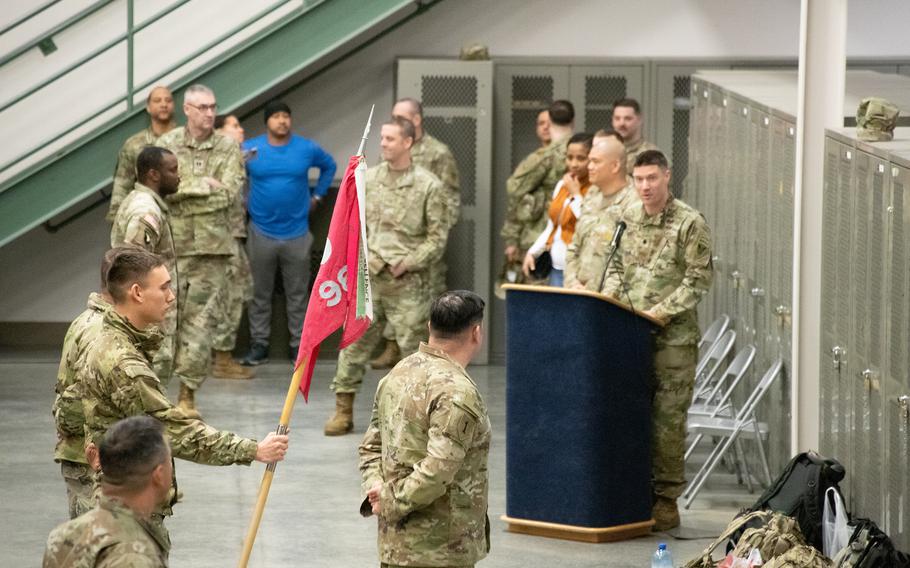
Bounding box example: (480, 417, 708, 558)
(158, 83, 250, 414)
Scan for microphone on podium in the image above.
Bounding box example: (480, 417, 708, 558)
(609, 220, 627, 252)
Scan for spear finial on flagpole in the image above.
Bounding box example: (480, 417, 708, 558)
(357, 104, 375, 157)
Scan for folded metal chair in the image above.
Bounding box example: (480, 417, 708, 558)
(693, 329, 736, 403)
(698, 314, 730, 352)
(682, 357, 783, 509)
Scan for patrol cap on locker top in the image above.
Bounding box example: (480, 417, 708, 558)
(856, 97, 899, 141)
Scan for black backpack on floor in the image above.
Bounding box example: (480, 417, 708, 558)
(740, 451, 846, 551)
(832, 518, 910, 567)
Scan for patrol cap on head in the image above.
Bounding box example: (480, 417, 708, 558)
(856, 97, 899, 141)
(263, 100, 291, 123)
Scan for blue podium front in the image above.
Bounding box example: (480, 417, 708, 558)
(503, 284, 660, 542)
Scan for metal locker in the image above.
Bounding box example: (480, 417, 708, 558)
(568, 64, 645, 133)
(706, 86, 727, 321)
(883, 162, 910, 546)
(396, 59, 494, 363)
(490, 64, 570, 361)
(752, 109, 773, 373)
(819, 137, 843, 458)
(727, 95, 749, 338)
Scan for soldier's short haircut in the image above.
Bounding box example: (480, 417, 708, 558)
(395, 97, 423, 118)
(146, 85, 172, 104)
(99, 416, 169, 493)
(548, 100, 575, 126)
(136, 146, 174, 184)
(183, 83, 215, 104)
(612, 97, 642, 115)
(593, 128, 624, 144)
(100, 248, 120, 292)
(634, 149, 670, 171)
(568, 132, 594, 152)
(429, 290, 485, 339)
(105, 246, 165, 303)
(385, 116, 416, 142)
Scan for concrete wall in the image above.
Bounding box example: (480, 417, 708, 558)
(1, 0, 907, 343)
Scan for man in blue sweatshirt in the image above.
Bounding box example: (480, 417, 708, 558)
(241, 101, 337, 365)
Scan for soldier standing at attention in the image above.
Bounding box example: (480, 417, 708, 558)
(500, 100, 574, 282)
(564, 135, 638, 291)
(368, 98, 461, 370)
(208, 113, 255, 379)
(79, 247, 289, 541)
(359, 290, 491, 568)
(44, 417, 173, 567)
(324, 117, 448, 436)
(107, 86, 177, 221)
(602, 150, 713, 531)
(53, 251, 116, 519)
(159, 84, 252, 412)
(611, 98, 660, 174)
(111, 146, 180, 386)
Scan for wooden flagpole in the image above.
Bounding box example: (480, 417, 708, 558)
(237, 362, 305, 568)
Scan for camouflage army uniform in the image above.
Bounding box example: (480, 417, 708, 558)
(212, 153, 253, 353)
(111, 182, 178, 385)
(43, 495, 169, 567)
(330, 163, 448, 394)
(107, 127, 165, 222)
(624, 138, 660, 174)
(602, 197, 713, 500)
(501, 137, 568, 257)
(411, 133, 461, 296)
(80, 309, 259, 529)
(359, 343, 491, 567)
(158, 127, 245, 390)
(53, 292, 111, 519)
(564, 183, 638, 291)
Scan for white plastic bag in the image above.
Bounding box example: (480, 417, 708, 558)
(823, 486, 850, 557)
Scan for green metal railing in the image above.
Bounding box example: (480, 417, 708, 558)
(0, 0, 323, 187)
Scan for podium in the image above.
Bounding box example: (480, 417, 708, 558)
(501, 284, 662, 543)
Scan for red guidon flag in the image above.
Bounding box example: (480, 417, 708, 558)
(294, 155, 373, 400)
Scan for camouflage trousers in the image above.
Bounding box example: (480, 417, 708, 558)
(651, 342, 697, 500)
(212, 239, 253, 352)
(173, 255, 230, 390)
(61, 460, 94, 519)
(382, 259, 446, 342)
(153, 305, 177, 388)
(331, 270, 431, 394)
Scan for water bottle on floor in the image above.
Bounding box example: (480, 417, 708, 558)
(651, 543, 673, 568)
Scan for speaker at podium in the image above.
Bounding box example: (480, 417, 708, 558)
(501, 284, 663, 543)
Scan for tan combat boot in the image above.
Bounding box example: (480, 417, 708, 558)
(324, 393, 355, 436)
(651, 496, 681, 532)
(177, 383, 202, 419)
(212, 350, 255, 380)
(369, 340, 401, 369)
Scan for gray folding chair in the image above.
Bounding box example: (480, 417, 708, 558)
(699, 314, 730, 352)
(693, 329, 736, 403)
(682, 357, 783, 509)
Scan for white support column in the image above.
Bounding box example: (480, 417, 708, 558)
(791, 0, 847, 452)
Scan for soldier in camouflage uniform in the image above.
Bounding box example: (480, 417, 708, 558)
(53, 250, 117, 519)
(565, 136, 639, 290)
(111, 147, 179, 386)
(359, 291, 491, 568)
(158, 84, 251, 411)
(79, 247, 289, 541)
(366, 99, 462, 370)
(44, 417, 172, 567)
(500, 100, 574, 284)
(611, 98, 661, 173)
(325, 117, 448, 436)
(107, 86, 177, 221)
(601, 150, 713, 531)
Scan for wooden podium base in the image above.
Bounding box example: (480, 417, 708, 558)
(501, 515, 655, 543)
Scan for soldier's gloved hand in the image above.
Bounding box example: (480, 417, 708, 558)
(255, 431, 290, 463)
(367, 481, 382, 515)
